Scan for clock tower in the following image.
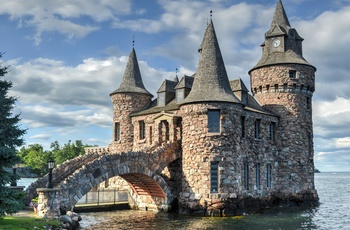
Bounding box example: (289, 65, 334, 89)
(249, 0, 318, 201)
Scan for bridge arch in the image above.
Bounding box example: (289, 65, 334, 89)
(59, 143, 181, 211)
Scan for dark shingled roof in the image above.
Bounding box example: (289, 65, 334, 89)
(270, 0, 291, 31)
(230, 78, 248, 92)
(157, 79, 178, 93)
(110, 48, 152, 97)
(180, 20, 240, 105)
(244, 94, 278, 116)
(175, 75, 194, 89)
(131, 99, 179, 116)
(250, 0, 315, 72)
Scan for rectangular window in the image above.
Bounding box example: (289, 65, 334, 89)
(270, 122, 275, 142)
(274, 84, 278, 92)
(244, 162, 249, 190)
(241, 116, 245, 138)
(149, 126, 153, 145)
(289, 70, 296, 78)
(306, 97, 311, 109)
(210, 162, 219, 193)
(114, 122, 120, 141)
(255, 163, 260, 189)
(266, 164, 271, 189)
(308, 134, 312, 156)
(255, 119, 261, 139)
(208, 110, 220, 133)
(139, 120, 146, 140)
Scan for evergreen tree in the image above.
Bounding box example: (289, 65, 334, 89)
(0, 52, 26, 216)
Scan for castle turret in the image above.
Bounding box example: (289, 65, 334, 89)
(249, 0, 318, 201)
(109, 48, 153, 152)
(179, 19, 243, 211)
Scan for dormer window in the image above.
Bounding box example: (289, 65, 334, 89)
(176, 88, 184, 103)
(158, 92, 165, 106)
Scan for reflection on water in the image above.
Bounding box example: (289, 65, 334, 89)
(80, 208, 317, 230)
(78, 173, 350, 229)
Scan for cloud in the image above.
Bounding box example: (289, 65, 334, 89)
(29, 133, 51, 140)
(314, 97, 350, 139)
(0, 0, 132, 44)
(296, 6, 350, 101)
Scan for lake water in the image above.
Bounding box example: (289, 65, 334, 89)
(78, 172, 350, 230)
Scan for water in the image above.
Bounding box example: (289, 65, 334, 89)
(79, 172, 350, 230)
(16, 178, 38, 190)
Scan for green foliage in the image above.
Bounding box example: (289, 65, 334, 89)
(19, 144, 51, 176)
(0, 215, 60, 229)
(51, 140, 86, 165)
(0, 189, 24, 217)
(17, 140, 94, 176)
(0, 52, 26, 217)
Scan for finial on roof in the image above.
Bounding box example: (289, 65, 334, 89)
(174, 68, 179, 83)
(210, 10, 213, 20)
(132, 33, 135, 47)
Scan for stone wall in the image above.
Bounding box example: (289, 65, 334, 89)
(109, 93, 152, 153)
(178, 102, 281, 214)
(250, 64, 318, 198)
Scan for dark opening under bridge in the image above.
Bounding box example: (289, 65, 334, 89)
(25, 141, 181, 216)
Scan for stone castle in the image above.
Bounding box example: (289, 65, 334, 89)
(104, 0, 318, 214)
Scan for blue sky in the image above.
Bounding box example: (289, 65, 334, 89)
(1, 0, 349, 172)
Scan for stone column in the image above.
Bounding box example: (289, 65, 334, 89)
(36, 188, 62, 218)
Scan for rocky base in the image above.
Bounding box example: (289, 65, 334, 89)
(59, 211, 82, 230)
(179, 191, 319, 216)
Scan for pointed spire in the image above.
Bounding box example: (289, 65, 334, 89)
(110, 48, 152, 96)
(249, 0, 316, 73)
(181, 20, 240, 105)
(271, 0, 291, 30)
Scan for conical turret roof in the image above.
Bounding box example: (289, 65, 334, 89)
(250, 0, 315, 72)
(270, 0, 291, 32)
(181, 20, 240, 105)
(110, 48, 152, 96)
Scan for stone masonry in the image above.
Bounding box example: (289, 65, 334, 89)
(30, 0, 318, 217)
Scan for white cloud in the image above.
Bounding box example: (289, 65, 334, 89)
(296, 6, 350, 101)
(30, 134, 51, 140)
(0, 0, 132, 44)
(336, 137, 350, 148)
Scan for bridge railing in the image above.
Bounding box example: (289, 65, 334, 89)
(76, 189, 129, 206)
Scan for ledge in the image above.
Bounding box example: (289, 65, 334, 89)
(36, 188, 62, 192)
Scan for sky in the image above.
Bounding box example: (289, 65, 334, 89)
(1, 0, 349, 172)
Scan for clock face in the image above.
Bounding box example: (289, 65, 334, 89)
(273, 39, 281, 48)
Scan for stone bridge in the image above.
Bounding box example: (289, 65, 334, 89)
(25, 141, 181, 217)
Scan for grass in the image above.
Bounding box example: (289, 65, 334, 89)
(0, 216, 60, 230)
